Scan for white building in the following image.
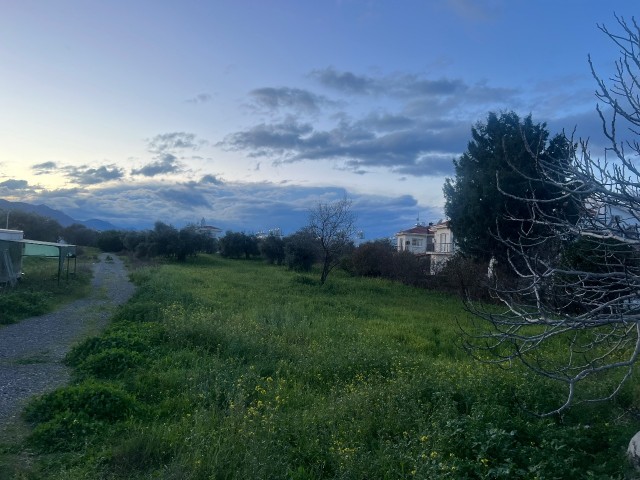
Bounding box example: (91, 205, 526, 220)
(196, 218, 222, 238)
(395, 220, 455, 273)
(429, 220, 455, 273)
(395, 224, 434, 254)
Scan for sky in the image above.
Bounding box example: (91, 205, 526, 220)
(0, 0, 637, 239)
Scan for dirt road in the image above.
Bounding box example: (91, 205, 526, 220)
(0, 253, 135, 427)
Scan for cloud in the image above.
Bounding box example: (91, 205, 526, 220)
(147, 132, 203, 154)
(63, 164, 125, 185)
(31, 161, 58, 175)
(131, 153, 182, 177)
(200, 174, 224, 185)
(357, 112, 415, 132)
(0, 179, 29, 190)
(310, 68, 486, 100)
(220, 117, 315, 155)
(310, 67, 376, 94)
(4, 175, 442, 240)
(157, 188, 211, 209)
(249, 87, 333, 114)
(221, 113, 464, 177)
(220, 68, 531, 177)
(388, 75, 468, 97)
(391, 154, 455, 177)
(186, 93, 212, 104)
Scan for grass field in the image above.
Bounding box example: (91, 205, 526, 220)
(0, 249, 95, 326)
(2, 254, 639, 479)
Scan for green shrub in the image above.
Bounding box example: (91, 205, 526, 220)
(27, 411, 104, 453)
(65, 330, 149, 367)
(0, 291, 49, 324)
(77, 348, 145, 379)
(23, 382, 138, 424)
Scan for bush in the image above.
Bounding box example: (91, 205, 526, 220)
(27, 410, 105, 452)
(24, 381, 139, 452)
(350, 240, 395, 277)
(390, 250, 429, 286)
(0, 291, 49, 324)
(97, 230, 124, 252)
(219, 231, 260, 259)
(284, 229, 318, 272)
(23, 381, 138, 424)
(426, 254, 492, 300)
(66, 330, 149, 367)
(260, 235, 285, 265)
(77, 348, 145, 379)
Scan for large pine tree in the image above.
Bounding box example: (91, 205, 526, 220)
(443, 111, 576, 263)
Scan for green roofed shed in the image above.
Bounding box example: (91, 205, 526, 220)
(21, 240, 77, 284)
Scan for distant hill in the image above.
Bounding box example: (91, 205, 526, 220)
(82, 218, 120, 231)
(0, 199, 119, 231)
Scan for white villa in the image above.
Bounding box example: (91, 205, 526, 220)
(395, 220, 455, 273)
(196, 218, 222, 238)
(395, 224, 434, 254)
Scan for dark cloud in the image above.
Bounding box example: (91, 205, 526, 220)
(147, 132, 203, 154)
(157, 188, 211, 208)
(249, 87, 333, 113)
(392, 154, 455, 177)
(310, 67, 376, 94)
(220, 118, 315, 155)
(388, 75, 468, 97)
(301, 127, 460, 176)
(0, 179, 29, 190)
(358, 112, 415, 132)
(31, 161, 58, 174)
(222, 68, 529, 177)
(186, 93, 212, 104)
(131, 153, 182, 177)
(63, 164, 125, 185)
(200, 174, 224, 185)
(310, 68, 495, 101)
(221, 114, 466, 177)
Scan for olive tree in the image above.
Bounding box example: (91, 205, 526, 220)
(464, 15, 640, 416)
(307, 197, 356, 285)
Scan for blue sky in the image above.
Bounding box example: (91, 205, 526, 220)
(0, 0, 635, 239)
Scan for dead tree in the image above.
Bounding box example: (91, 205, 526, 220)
(307, 197, 356, 285)
(463, 15, 640, 416)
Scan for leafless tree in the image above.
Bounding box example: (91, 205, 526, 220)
(463, 15, 640, 416)
(308, 197, 356, 285)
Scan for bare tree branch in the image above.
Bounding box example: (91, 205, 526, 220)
(307, 196, 356, 285)
(464, 16, 640, 416)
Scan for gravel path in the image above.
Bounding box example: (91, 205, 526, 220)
(0, 253, 135, 427)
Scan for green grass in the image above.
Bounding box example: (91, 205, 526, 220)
(0, 249, 96, 325)
(3, 255, 639, 479)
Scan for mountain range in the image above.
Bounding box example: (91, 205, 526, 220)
(0, 199, 119, 231)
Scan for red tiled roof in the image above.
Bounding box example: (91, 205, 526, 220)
(395, 225, 434, 236)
